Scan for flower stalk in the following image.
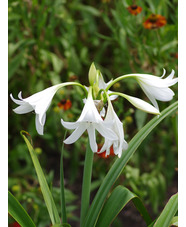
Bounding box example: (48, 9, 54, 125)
(80, 139, 94, 226)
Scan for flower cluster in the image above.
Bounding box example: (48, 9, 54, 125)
(11, 63, 178, 158)
(127, 4, 167, 29)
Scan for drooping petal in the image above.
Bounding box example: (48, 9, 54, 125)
(64, 124, 87, 144)
(13, 103, 33, 114)
(87, 125, 97, 153)
(96, 123, 117, 140)
(149, 86, 175, 101)
(35, 114, 44, 135)
(61, 119, 79, 130)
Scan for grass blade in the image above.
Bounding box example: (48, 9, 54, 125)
(8, 191, 36, 227)
(60, 131, 67, 223)
(83, 101, 178, 227)
(20, 131, 61, 225)
(96, 186, 152, 227)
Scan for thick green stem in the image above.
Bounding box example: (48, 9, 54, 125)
(60, 131, 67, 223)
(80, 139, 94, 226)
(105, 74, 136, 91)
(59, 82, 88, 96)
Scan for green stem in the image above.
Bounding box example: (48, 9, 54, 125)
(59, 82, 88, 96)
(105, 74, 136, 91)
(80, 139, 94, 226)
(60, 131, 67, 223)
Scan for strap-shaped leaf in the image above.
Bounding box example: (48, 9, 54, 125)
(153, 193, 178, 227)
(83, 101, 178, 227)
(20, 131, 61, 225)
(8, 191, 36, 227)
(96, 186, 152, 227)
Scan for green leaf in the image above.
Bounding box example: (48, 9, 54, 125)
(8, 191, 36, 227)
(96, 186, 152, 227)
(170, 216, 178, 226)
(20, 131, 61, 225)
(153, 193, 178, 227)
(83, 101, 178, 227)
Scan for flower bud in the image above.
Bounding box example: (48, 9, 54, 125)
(88, 62, 97, 86)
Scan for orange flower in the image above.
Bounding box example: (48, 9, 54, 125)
(143, 14, 167, 29)
(96, 145, 115, 158)
(127, 5, 142, 15)
(57, 99, 72, 110)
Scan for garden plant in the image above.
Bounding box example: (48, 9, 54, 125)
(8, 0, 178, 226)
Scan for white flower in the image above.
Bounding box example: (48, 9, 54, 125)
(99, 99, 128, 158)
(61, 87, 117, 153)
(10, 84, 63, 135)
(134, 69, 178, 110)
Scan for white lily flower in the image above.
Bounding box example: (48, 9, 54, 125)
(61, 87, 117, 153)
(10, 84, 63, 135)
(99, 99, 128, 158)
(134, 69, 178, 110)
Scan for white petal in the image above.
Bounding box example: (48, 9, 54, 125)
(100, 107, 106, 117)
(161, 68, 166, 78)
(99, 140, 112, 154)
(87, 125, 97, 153)
(10, 93, 24, 105)
(61, 119, 79, 129)
(13, 103, 33, 114)
(64, 124, 87, 144)
(35, 114, 44, 135)
(138, 82, 159, 110)
(96, 123, 117, 140)
(151, 87, 175, 101)
(165, 69, 175, 80)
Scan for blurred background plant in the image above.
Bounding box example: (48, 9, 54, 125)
(8, 0, 178, 226)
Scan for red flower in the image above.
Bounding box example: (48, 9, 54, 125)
(9, 222, 21, 227)
(143, 14, 167, 29)
(96, 145, 115, 158)
(57, 99, 72, 110)
(127, 5, 142, 15)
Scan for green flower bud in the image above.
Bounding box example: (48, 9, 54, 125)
(88, 62, 97, 86)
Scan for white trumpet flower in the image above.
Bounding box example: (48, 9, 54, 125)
(10, 81, 88, 135)
(61, 87, 117, 153)
(10, 84, 63, 135)
(99, 99, 128, 158)
(134, 69, 178, 110)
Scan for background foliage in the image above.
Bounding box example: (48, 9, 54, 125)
(8, 0, 178, 226)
